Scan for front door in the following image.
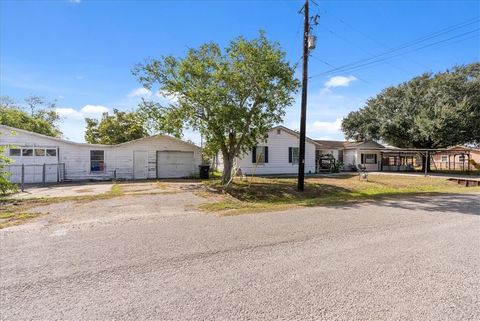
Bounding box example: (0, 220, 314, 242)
(133, 151, 148, 179)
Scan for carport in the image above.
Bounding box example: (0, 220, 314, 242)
(379, 148, 474, 173)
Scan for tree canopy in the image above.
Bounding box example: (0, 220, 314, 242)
(133, 32, 300, 184)
(0, 96, 62, 137)
(341, 63, 480, 148)
(84, 109, 147, 144)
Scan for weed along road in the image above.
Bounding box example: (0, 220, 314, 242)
(1, 191, 479, 320)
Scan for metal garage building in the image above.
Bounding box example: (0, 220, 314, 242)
(1, 125, 201, 184)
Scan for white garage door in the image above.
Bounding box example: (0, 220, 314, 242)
(157, 151, 195, 178)
(5, 147, 59, 183)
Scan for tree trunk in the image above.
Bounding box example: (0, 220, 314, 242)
(221, 152, 235, 185)
(421, 153, 431, 173)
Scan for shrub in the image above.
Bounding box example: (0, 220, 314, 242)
(0, 134, 18, 195)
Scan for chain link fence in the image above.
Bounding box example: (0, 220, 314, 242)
(3, 163, 65, 191)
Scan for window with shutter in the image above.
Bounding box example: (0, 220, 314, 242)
(289, 147, 299, 164)
(364, 154, 376, 164)
(254, 146, 266, 164)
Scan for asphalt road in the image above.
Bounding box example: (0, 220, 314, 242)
(1, 192, 479, 321)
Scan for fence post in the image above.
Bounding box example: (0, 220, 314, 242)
(424, 151, 428, 177)
(42, 163, 46, 186)
(63, 163, 66, 182)
(21, 164, 25, 192)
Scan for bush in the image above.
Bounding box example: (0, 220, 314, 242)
(0, 172, 17, 195)
(0, 134, 18, 195)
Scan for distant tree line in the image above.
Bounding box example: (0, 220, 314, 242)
(0, 95, 62, 137)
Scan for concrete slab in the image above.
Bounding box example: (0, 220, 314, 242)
(12, 182, 114, 199)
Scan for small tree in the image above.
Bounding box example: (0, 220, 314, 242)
(0, 133, 18, 195)
(84, 109, 147, 144)
(133, 32, 300, 184)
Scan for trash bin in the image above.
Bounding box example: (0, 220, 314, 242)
(199, 165, 210, 179)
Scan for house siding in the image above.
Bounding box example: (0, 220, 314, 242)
(236, 128, 316, 175)
(1, 125, 201, 182)
(356, 149, 382, 171)
(342, 149, 357, 170)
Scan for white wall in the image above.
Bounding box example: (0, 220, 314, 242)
(356, 149, 382, 171)
(236, 128, 316, 175)
(113, 136, 201, 179)
(342, 149, 357, 171)
(1, 126, 201, 182)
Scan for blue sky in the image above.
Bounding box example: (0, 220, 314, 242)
(1, 0, 479, 144)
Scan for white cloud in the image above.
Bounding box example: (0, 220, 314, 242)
(55, 108, 83, 119)
(127, 87, 152, 98)
(324, 75, 357, 89)
(309, 118, 343, 134)
(56, 105, 109, 121)
(156, 90, 178, 104)
(80, 105, 109, 115)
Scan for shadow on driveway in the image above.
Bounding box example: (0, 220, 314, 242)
(322, 193, 480, 216)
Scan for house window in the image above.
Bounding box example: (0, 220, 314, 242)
(46, 149, 57, 157)
(22, 148, 33, 156)
(90, 150, 105, 172)
(35, 149, 45, 156)
(9, 148, 21, 157)
(362, 153, 377, 164)
(289, 147, 299, 164)
(277, 129, 281, 135)
(459, 155, 465, 162)
(252, 146, 268, 164)
(440, 155, 448, 162)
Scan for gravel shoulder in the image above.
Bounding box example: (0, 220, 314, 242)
(1, 190, 479, 321)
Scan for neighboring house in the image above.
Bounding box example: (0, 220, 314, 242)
(432, 146, 480, 171)
(235, 125, 385, 175)
(315, 140, 385, 172)
(0, 125, 201, 183)
(236, 126, 318, 175)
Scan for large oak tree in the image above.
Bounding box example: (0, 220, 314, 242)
(133, 32, 300, 184)
(342, 63, 480, 149)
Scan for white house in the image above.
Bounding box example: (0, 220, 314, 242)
(315, 140, 384, 172)
(236, 126, 318, 175)
(0, 125, 201, 184)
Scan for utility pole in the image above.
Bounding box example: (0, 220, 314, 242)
(297, 0, 310, 191)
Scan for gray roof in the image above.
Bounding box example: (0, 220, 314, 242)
(315, 139, 385, 150)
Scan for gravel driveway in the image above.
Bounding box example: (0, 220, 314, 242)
(1, 188, 479, 321)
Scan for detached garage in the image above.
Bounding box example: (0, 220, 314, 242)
(157, 151, 195, 178)
(1, 125, 202, 183)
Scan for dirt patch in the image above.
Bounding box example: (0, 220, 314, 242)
(75, 188, 96, 194)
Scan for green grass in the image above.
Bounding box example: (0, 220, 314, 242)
(200, 174, 480, 215)
(109, 183, 123, 196)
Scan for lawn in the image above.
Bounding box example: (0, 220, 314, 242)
(201, 174, 480, 214)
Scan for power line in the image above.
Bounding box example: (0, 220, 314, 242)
(318, 24, 413, 76)
(309, 17, 478, 77)
(325, 10, 429, 70)
(309, 21, 479, 78)
(313, 28, 479, 76)
(309, 55, 372, 85)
